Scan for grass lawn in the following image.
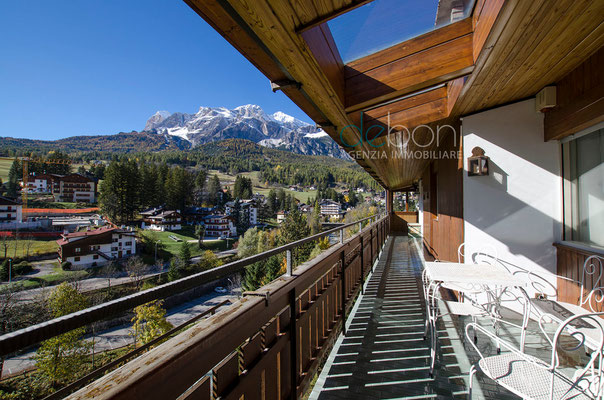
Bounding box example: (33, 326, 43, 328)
(149, 226, 234, 258)
(0, 266, 89, 293)
(2, 238, 58, 259)
(0, 159, 11, 183)
(26, 197, 84, 209)
(207, 169, 318, 204)
(198, 238, 232, 252)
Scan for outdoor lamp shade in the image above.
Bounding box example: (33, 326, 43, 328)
(467, 147, 489, 176)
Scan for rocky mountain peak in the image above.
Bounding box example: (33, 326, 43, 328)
(143, 104, 348, 158)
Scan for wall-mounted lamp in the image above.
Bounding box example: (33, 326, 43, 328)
(467, 147, 489, 176)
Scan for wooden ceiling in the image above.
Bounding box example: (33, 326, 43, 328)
(185, 0, 604, 191)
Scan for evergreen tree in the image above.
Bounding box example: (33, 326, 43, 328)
(207, 174, 222, 206)
(46, 151, 72, 175)
(309, 200, 322, 234)
(267, 189, 277, 216)
(233, 176, 253, 199)
(165, 166, 192, 212)
(194, 170, 207, 206)
(99, 159, 140, 224)
(276, 188, 286, 211)
(280, 208, 312, 266)
(139, 164, 159, 209)
(179, 241, 192, 269)
(167, 256, 184, 281)
(263, 255, 284, 284)
(195, 224, 205, 248)
(242, 262, 265, 291)
(6, 160, 21, 198)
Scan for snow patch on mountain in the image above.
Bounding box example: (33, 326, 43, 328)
(144, 104, 348, 158)
(304, 130, 329, 138)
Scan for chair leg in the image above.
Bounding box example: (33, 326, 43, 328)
(424, 318, 429, 340)
(468, 365, 477, 400)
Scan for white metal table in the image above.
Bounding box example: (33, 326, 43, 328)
(422, 262, 530, 376)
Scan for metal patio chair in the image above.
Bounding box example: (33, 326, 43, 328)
(421, 244, 531, 376)
(518, 255, 604, 349)
(466, 312, 604, 399)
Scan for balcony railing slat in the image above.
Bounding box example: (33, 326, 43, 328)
(0, 215, 381, 358)
(64, 215, 389, 400)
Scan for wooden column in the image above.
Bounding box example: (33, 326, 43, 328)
(386, 189, 393, 215)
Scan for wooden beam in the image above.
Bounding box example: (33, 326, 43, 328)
(295, 0, 375, 33)
(545, 47, 604, 141)
(446, 77, 465, 115)
(347, 86, 449, 140)
(472, 0, 505, 61)
(344, 33, 474, 110)
(345, 18, 473, 78)
(301, 23, 345, 104)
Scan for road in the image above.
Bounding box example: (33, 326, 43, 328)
(2, 290, 238, 378)
(7, 267, 168, 303)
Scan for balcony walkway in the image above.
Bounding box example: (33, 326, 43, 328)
(309, 235, 520, 400)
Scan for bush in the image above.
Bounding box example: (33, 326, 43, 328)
(13, 261, 32, 276)
(61, 261, 72, 270)
(0, 261, 8, 281)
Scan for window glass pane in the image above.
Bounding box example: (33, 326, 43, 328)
(328, 0, 475, 63)
(567, 128, 604, 247)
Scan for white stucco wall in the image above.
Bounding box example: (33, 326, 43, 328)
(462, 99, 562, 296)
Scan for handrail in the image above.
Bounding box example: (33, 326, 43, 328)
(43, 299, 231, 400)
(67, 213, 389, 400)
(0, 214, 383, 357)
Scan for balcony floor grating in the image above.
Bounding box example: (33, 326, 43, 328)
(309, 235, 521, 400)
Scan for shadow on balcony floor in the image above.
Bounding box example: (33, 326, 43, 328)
(309, 235, 522, 400)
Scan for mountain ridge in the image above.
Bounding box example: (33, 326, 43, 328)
(143, 104, 348, 158)
(0, 104, 349, 159)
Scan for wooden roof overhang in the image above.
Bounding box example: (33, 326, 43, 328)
(186, 0, 604, 191)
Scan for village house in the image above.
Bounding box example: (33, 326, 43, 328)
(22, 173, 54, 193)
(56, 226, 136, 269)
(140, 208, 182, 231)
(51, 173, 97, 203)
(319, 200, 343, 219)
(225, 200, 258, 226)
(0, 196, 22, 225)
(276, 210, 287, 224)
(203, 214, 236, 238)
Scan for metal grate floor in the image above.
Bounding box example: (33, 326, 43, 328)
(309, 235, 522, 400)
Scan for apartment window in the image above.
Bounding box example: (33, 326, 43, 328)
(111, 247, 118, 251)
(74, 256, 80, 262)
(75, 247, 81, 253)
(125, 241, 132, 246)
(93, 255, 99, 260)
(562, 127, 604, 247)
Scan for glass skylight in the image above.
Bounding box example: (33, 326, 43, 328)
(328, 0, 474, 63)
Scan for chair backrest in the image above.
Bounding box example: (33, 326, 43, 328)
(458, 242, 500, 267)
(547, 312, 604, 398)
(580, 255, 604, 313)
(457, 243, 465, 263)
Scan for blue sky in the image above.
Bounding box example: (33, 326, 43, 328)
(0, 0, 312, 140)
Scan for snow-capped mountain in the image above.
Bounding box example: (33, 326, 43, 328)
(144, 105, 348, 158)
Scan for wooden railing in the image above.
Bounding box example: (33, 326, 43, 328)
(66, 215, 389, 399)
